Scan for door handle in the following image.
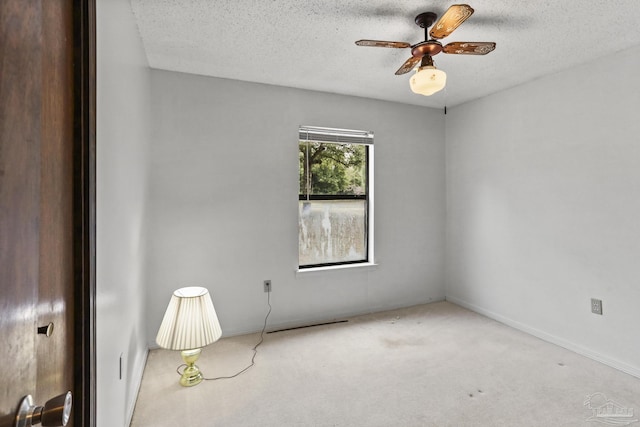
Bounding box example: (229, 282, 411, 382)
(14, 392, 72, 427)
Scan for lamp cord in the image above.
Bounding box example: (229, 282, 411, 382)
(176, 291, 272, 381)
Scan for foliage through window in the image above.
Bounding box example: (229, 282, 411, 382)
(298, 126, 373, 268)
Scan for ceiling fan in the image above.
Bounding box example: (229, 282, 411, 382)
(355, 4, 496, 95)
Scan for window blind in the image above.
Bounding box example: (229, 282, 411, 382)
(299, 126, 374, 145)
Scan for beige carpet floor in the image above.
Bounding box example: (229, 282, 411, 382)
(131, 301, 640, 426)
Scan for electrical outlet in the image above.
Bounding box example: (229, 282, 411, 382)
(264, 280, 272, 293)
(591, 298, 603, 315)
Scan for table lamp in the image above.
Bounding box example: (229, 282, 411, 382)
(156, 286, 222, 386)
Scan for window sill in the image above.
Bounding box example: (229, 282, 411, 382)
(296, 262, 378, 274)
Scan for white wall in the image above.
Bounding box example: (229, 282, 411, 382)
(446, 45, 640, 376)
(145, 70, 446, 343)
(96, 0, 151, 425)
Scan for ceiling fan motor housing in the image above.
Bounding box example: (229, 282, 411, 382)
(411, 40, 443, 57)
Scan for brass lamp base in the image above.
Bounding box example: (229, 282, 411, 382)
(180, 348, 203, 387)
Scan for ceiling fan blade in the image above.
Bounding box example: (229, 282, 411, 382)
(355, 40, 411, 49)
(443, 42, 496, 55)
(395, 56, 422, 75)
(429, 4, 474, 39)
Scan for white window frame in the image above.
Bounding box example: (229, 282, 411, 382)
(297, 126, 375, 272)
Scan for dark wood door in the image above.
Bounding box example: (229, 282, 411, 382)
(0, 1, 94, 426)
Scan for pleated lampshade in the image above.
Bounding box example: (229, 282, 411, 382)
(156, 287, 222, 350)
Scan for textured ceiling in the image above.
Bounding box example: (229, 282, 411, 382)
(131, 0, 640, 108)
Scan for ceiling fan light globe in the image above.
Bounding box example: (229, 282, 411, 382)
(410, 66, 446, 96)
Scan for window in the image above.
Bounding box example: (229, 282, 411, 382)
(298, 126, 374, 269)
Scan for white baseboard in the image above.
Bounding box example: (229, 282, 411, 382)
(446, 295, 640, 379)
(145, 297, 447, 346)
(126, 347, 149, 427)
